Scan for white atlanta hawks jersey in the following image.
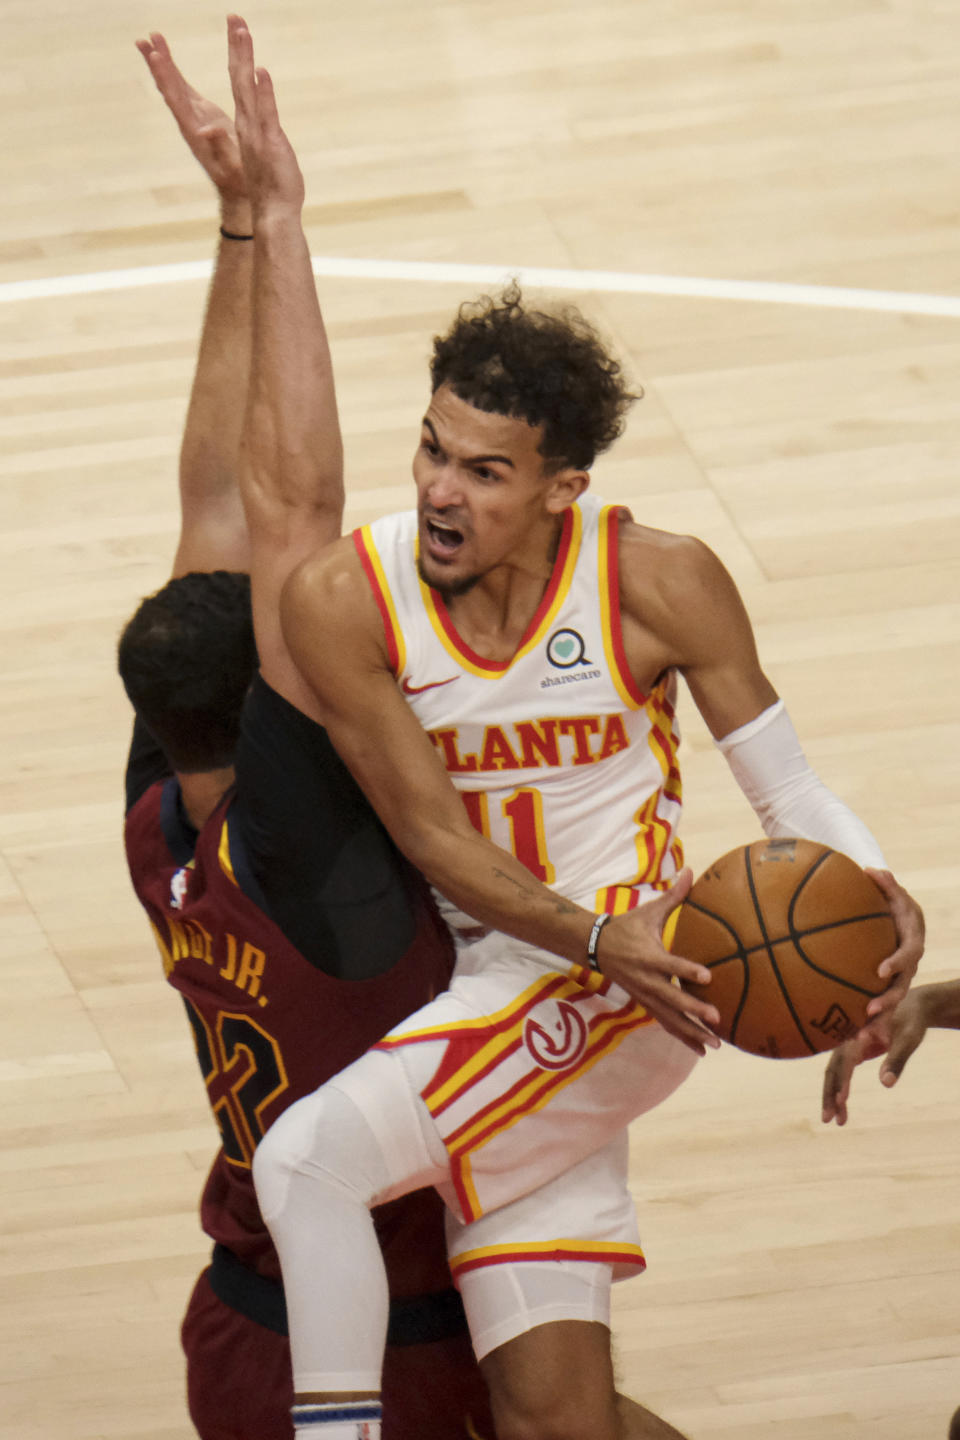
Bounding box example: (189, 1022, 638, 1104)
(354, 493, 684, 928)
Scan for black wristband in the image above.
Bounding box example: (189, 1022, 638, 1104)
(219, 225, 254, 241)
(586, 912, 612, 972)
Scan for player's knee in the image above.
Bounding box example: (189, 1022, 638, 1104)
(948, 1404, 960, 1440)
(252, 1086, 349, 1223)
(253, 1082, 391, 1226)
(251, 1094, 305, 1223)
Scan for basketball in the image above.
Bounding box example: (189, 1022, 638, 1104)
(673, 837, 896, 1058)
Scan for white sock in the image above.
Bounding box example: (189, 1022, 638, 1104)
(292, 1398, 382, 1437)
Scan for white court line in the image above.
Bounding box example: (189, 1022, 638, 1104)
(1, 253, 960, 317)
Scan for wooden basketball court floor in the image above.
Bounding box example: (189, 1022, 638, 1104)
(1, 2, 958, 1436)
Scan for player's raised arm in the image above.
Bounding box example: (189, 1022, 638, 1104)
(280, 542, 723, 1056)
(227, 15, 344, 706)
(136, 31, 253, 578)
(627, 525, 925, 1018)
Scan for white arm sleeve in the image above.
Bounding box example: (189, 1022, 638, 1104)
(715, 700, 887, 870)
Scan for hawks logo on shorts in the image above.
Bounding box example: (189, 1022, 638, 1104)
(377, 967, 654, 1220)
(523, 999, 588, 1070)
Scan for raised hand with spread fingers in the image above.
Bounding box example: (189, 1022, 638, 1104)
(136, 30, 249, 231)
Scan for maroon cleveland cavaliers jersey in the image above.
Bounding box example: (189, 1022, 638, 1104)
(125, 770, 456, 1296)
(124, 674, 495, 1439)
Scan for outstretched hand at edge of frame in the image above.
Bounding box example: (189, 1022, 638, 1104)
(821, 988, 932, 1126)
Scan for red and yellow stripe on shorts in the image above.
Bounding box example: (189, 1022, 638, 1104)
(447, 1236, 647, 1283)
(376, 967, 654, 1222)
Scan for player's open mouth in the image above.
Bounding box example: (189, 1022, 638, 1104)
(425, 517, 465, 557)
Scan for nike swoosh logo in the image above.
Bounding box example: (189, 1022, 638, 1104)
(401, 675, 459, 695)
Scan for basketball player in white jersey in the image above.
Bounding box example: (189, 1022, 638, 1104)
(224, 18, 926, 1440)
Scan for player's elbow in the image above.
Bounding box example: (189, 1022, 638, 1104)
(389, 811, 474, 890)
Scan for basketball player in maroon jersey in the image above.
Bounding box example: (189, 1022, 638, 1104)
(119, 34, 493, 1440)
(222, 16, 927, 1440)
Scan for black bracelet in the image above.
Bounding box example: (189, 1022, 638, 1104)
(219, 225, 254, 241)
(586, 912, 612, 972)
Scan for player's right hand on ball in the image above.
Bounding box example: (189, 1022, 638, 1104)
(596, 869, 722, 1057)
(863, 868, 925, 1020)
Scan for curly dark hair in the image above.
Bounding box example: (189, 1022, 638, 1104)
(429, 283, 639, 472)
(117, 571, 256, 773)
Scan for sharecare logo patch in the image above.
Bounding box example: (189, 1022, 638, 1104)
(546, 627, 594, 668)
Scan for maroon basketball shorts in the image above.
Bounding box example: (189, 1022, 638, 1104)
(181, 1253, 494, 1440)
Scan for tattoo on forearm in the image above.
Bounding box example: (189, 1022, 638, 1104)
(491, 867, 578, 916)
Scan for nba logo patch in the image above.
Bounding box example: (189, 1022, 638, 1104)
(170, 866, 190, 910)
